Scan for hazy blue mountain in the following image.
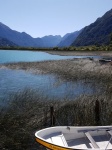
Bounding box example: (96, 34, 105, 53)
(0, 22, 43, 47)
(1, 9, 112, 48)
(0, 37, 17, 47)
(72, 9, 112, 46)
(42, 35, 62, 47)
(0, 22, 61, 47)
(58, 30, 82, 47)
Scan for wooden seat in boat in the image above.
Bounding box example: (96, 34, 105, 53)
(85, 132, 99, 148)
(46, 132, 68, 147)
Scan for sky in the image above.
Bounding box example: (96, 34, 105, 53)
(0, 0, 112, 38)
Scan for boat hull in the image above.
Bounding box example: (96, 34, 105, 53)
(36, 137, 74, 150)
(35, 126, 112, 150)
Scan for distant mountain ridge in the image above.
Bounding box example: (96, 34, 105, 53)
(0, 22, 43, 47)
(72, 9, 112, 46)
(41, 35, 61, 47)
(58, 29, 82, 47)
(0, 9, 112, 48)
(0, 22, 61, 47)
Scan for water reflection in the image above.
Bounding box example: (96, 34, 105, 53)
(0, 68, 100, 105)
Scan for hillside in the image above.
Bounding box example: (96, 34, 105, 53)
(0, 22, 61, 47)
(0, 37, 17, 47)
(72, 9, 112, 46)
(58, 30, 82, 47)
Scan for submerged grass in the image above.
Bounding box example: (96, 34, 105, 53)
(1, 58, 112, 82)
(0, 86, 112, 150)
(0, 89, 62, 150)
(0, 55, 112, 149)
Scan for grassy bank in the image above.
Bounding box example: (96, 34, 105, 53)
(45, 50, 112, 57)
(0, 44, 112, 52)
(1, 58, 112, 82)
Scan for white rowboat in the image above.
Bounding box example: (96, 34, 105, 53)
(35, 126, 112, 150)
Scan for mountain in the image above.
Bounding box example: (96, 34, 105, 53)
(72, 9, 112, 46)
(41, 35, 61, 47)
(0, 22, 43, 47)
(0, 37, 17, 47)
(1, 9, 112, 48)
(58, 30, 82, 47)
(0, 22, 61, 47)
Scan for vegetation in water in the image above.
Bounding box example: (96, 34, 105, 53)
(0, 77, 112, 150)
(0, 43, 112, 149)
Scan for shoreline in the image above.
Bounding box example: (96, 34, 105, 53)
(45, 50, 112, 57)
(0, 50, 111, 82)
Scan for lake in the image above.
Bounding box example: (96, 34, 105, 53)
(0, 50, 100, 63)
(0, 50, 101, 105)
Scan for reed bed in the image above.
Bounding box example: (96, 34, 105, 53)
(0, 56, 112, 149)
(55, 94, 112, 126)
(1, 58, 112, 82)
(0, 89, 62, 150)
(0, 86, 112, 150)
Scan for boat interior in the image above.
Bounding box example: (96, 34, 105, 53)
(43, 128, 112, 149)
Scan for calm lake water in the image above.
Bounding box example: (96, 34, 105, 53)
(0, 50, 100, 63)
(0, 50, 101, 105)
(0, 50, 75, 63)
